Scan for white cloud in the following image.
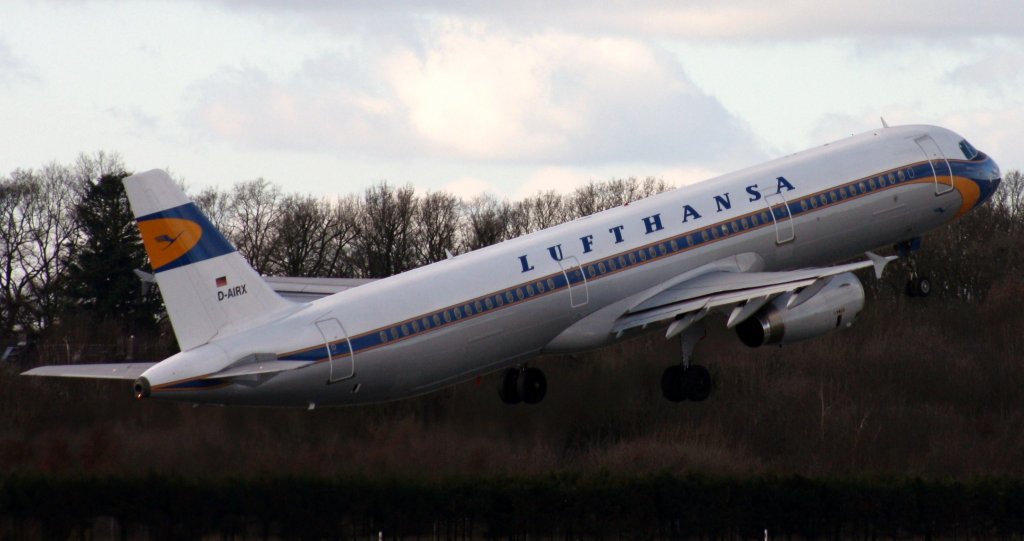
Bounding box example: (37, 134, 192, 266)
(186, 21, 760, 168)
(212, 1, 1024, 41)
(941, 107, 1024, 174)
(514, 167, 594, 199)
(946, 39, 1024, 99)
(441, 176, 499, 199)
(0, 38, 32, 86)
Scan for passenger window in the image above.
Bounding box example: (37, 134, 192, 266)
(516, 288, 524, 300)
(401, 324, 409, 337)
(898, 169, 905, 182)
(379, 331, 388, 343)
(433, 314, 441, 325)
(411, 320, 420, 332)
(801, 200, 809, 211)
(547, 278, 555, 289)
(658, 244, 666, 255)
(670, 239, 678, 251)
(474, 301, 483, 312)
(599, 261, 607, 273)
(701, 230, 709, 242)
(629, 253, 636, 264)
(526, 284, 535, 296)
(390, 328, 399, 340)
(506, 292, 514, 303)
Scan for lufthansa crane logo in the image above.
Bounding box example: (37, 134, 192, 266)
(155, 231, 185, 249)
(137, 218, 204, 270)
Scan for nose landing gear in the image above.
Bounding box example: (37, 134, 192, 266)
(897, 238, 931, 298)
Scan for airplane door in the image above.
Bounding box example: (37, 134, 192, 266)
(914, 135, 954, 195)
(316, 318, 354, 382)
(558, 256, 589, 308)
(764, 193, 795, 244)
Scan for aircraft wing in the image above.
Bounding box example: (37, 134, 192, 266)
(262, 276, 377, 302)
(612, 252, 895, 338)
(22, 357, 316, 382)
(22, 363, 156, 380)
(136, 271, 376, 303)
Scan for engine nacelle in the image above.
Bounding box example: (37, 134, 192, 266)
(735, 272, 865, 348)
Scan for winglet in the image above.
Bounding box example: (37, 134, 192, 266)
(866, 251, 897, 279)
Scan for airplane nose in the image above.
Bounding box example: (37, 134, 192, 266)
(133, 377, 151, 399)
(975, 156, 1002, 208)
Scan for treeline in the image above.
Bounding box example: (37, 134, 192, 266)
(190, 174, 669, 278)
(5, 473, 1024, 539)
(1, 152, 670, 354)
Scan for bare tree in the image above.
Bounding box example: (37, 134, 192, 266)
(230, 178, 282, 274)
(527, 191, 568, 232)
(271, 194, 361, 277)
(462, 194, 507, 251)
(194, 186, 236, 233)
(415, 191, 460, 265)
(355, 182, 418, 278)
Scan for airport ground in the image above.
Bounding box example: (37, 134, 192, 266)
(4, 272, 1024, 538)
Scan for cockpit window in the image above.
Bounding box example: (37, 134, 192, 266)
(959, 139, 980, 160)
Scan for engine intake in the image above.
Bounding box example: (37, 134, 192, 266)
(736, 272, 865, 348)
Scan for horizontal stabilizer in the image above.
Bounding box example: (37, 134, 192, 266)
(22, 363, 156, 380)
(209, 359, 314, 379)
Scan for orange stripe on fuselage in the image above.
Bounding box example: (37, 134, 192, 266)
(902, 175, 981, 220)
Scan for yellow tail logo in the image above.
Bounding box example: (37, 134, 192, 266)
(138, 218, 203, 270)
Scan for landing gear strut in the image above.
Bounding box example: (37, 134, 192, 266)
(661, 322, 713, 402)
(897, 239, 931, 298)
(499, 365, 547, 405)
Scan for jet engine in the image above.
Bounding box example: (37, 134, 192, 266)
(735, 272, 865, 347)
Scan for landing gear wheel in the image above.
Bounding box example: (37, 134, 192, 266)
(681, 365, 712, 402)
(518, 367, 547, 404)
(906, 275, 931, 298)
(498, 368, 521, 405)
(661, 365, 686, 402)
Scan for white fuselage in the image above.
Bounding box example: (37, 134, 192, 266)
(146, 125, 1000, 406)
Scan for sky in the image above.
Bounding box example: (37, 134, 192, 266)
(1, 1, 1022, 200)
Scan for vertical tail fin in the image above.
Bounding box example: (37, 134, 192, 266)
(124, 169, 291, 351)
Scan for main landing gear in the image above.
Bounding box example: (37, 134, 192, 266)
(499, 365, 547, 405)
(661, 322, 713, 403)
(897, 239, 931, 298)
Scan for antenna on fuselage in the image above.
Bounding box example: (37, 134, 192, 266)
(880, 117, 890, 128)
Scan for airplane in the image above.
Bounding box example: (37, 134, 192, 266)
(23, 124, 1001, 407)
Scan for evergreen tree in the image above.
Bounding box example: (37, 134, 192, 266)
(64, 172, 161, 338)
